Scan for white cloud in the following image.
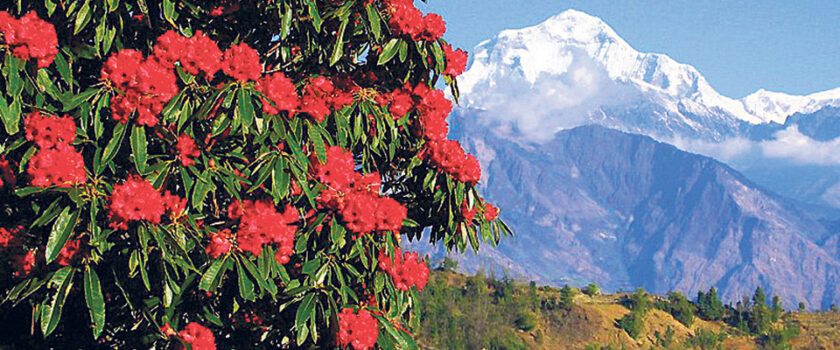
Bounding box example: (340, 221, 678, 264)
(670, 126, 840, 167)
(759, 126, 840, 166)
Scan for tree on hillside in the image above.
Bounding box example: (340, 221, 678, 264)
(770, 295, 784, 323)
(559, 284, 576, 311)
(751, 288, 771, 334)
(697, 287, 725, 321)
(666, 291, 696, 327)
(0, 1, 510, 348)
(584, 282, 601, 296)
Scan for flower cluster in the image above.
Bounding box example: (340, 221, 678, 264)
(24, 111, 76, 148)
(56, 239, 81, 266)
(0, 11, 58, 67)
(382, 0, 446, 41)
(0, 225, 37, 277)
(205, 229, 233, 259)
(484, 202, 500, 221)
(178, 322, 217, 350)
(108, 176, 185, 230)
(256, 72, 299, 115)
(378, 248, 429, 291)
(102, 49, 179, 126)
(176, 134, 201, 167)
(300, 77, 356, 122)
(338, 308, 379, 350)
(311, 146, 407, 235)
(375, 84, 481, 184)
(461, 201, 477, 224)
(154, 31, 223, 78)
(24, 112, 85, 188)
(0, 156, 14, 188)
(443, 44, 468, 77)
(227, 200, 298, 263)
(222, 43, 262, 81)
(27, 145, 86, 188)
(421, 139, 481, 183)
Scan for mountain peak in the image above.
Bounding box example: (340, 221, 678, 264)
(460, 9, 840, 128)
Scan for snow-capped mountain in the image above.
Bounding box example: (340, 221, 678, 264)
(458, 9, 840, 139)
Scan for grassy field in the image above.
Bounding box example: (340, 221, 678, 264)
(415, 270, 840, 350)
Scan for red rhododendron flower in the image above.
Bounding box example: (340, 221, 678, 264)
(24, 111, 76, 149)
(299, 76, 356, 121)
(27, 144, 86, 188)
(162, 191, 188, 218)
(378, 248, 429, 291)
(12, 249, 36, 277)
(102, 49, 179, 126)
(0, 156, 15, 188)
(256, 72, 299, 115)
(0, 225, 22, 250)
(311, 146, 407, 235)
(222, 43, 262, 81)
(443, 44, 468, 76)
(177, 134, 201, 167)
(338, 308, 379, 350)
(178, 322, 216, 350)
(484, 202, 500, 221)
(376, 85, 414, 120)
(421, 140, 481, 184)
(56, 239, 81, 266)
(461, 201, 477, 224)
(420, 13, 446, 41)
(414, 84, 452, 140)
(108, 176, 166, 230)
(210, 6, 225, 16)
(205, 229, 233, 259)
(0, 11, 58, 67)
(228, 200, 298, 260)
(154, 31, 223, 78)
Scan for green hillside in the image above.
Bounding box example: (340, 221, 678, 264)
(415, 267, 840, 350)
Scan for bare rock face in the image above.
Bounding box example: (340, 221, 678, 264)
(410, 124, 840, 309)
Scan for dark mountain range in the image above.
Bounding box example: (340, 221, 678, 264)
(410, 125, 840, 309)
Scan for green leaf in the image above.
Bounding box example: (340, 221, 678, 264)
(62, 88, 99, 112)
(306, 0, 323, 32)
(295, 293, 317, 342)
(237, 88, 255, 129)
(308, 123, 327, 164)
(163, 0, 176, 23)
(330, 17, 349, 66)
(97, 122, 127, 174)
(74, 0, 92, 34)
(199, 257, 226, 292)
(83, 266, 105, 338)
(130, 125, 148, 173)
(281, 4, 293, 39)
(377, 39, 400, 65)
(40, 267, 75, 337)
(376, 315, 418, 350)
(365, 4, 381, 40)
(235, 258, 256, 301)
(54, 53, 74, 87)
(45, 208, 79, 264)
(0, 97, 19, 134)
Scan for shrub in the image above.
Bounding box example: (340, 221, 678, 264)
(617, 311, 645, 339)
(686, 329, 727, 350)
(584, 282, 601, 296)
(0, 1, 510, 348)
(515, 308, 538, 331)
(666, 291, 696, 327)
(559, 284, 576, 310)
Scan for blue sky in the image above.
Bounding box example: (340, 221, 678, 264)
(416, 0, 840, 98)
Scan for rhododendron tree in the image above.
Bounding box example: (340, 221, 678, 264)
(0, 1, 510, 348)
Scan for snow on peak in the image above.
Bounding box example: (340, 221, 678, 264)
(459, 9, 839, 126)
(741, 88, 840, 123)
